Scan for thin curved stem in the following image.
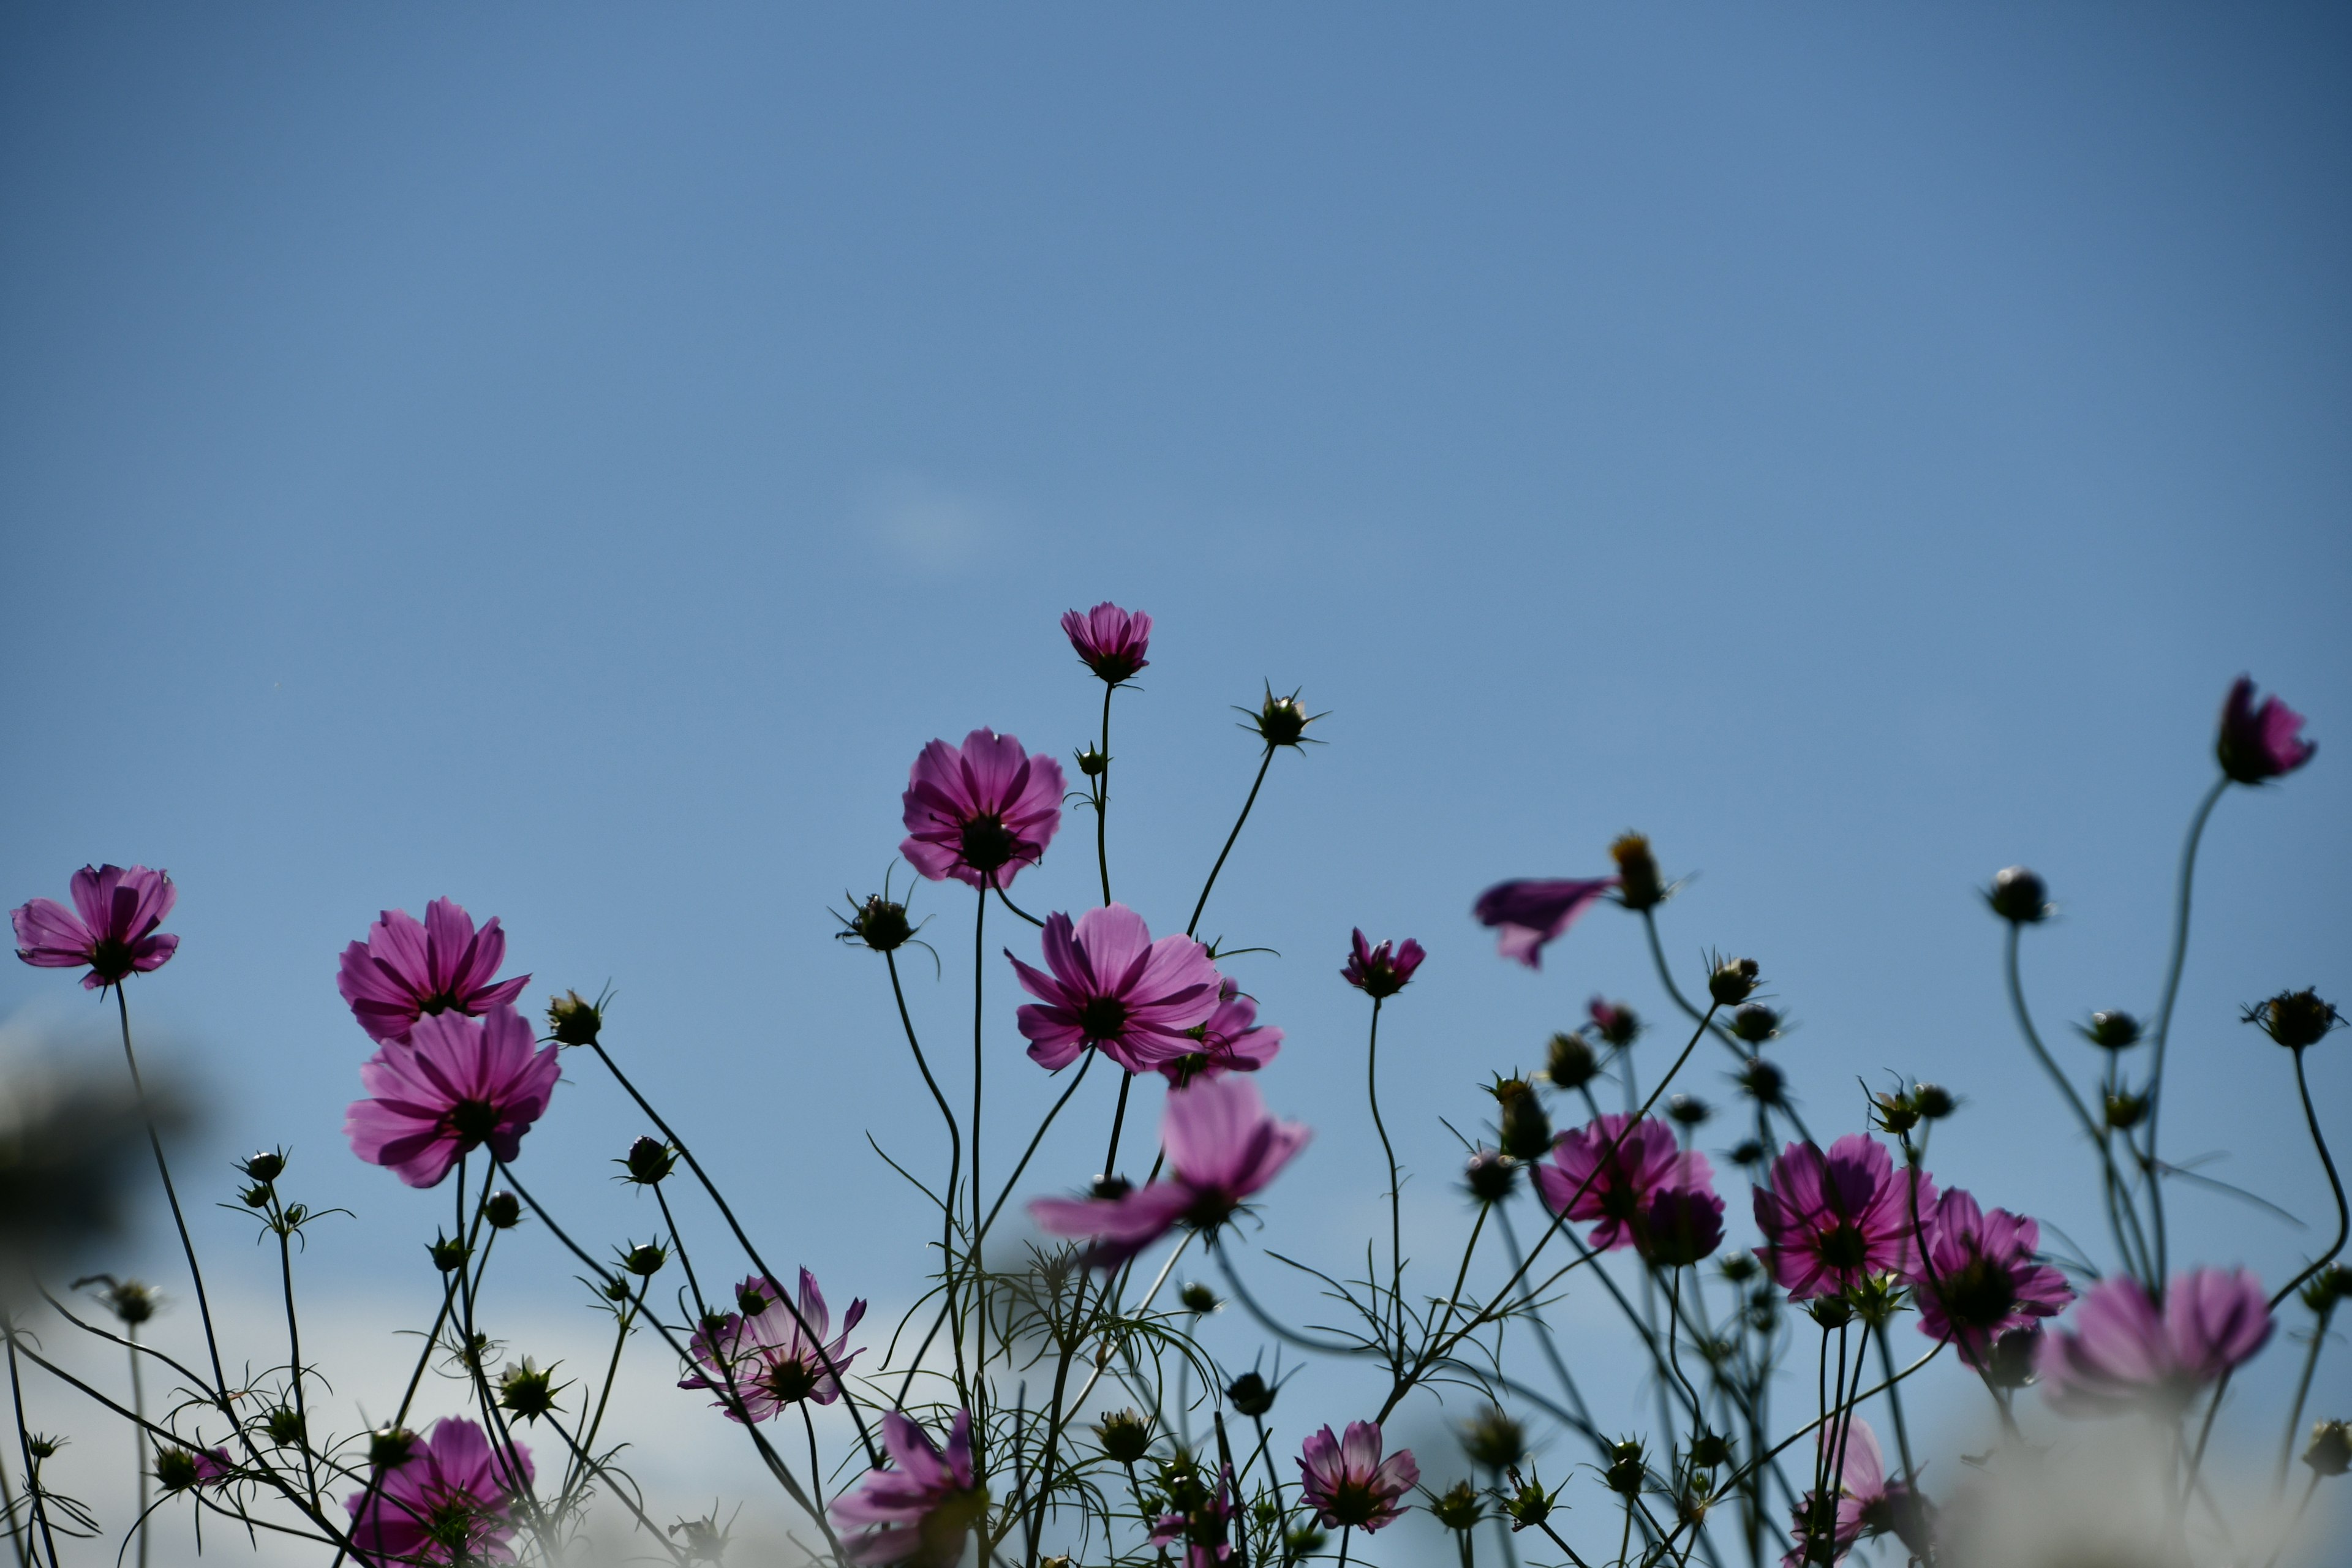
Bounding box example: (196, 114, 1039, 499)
(2276, 1310, 2331, 1493)
(1365, 997, 1406, 1358)
(6, 1335, 58, 1568)
(113, 989, 232, 1403)
(2272, 1048, 2348, 1310)
(883, 948, 970, 1404)
(2144, 774, 2230, 1284)
(1188, 745, 1276, 938)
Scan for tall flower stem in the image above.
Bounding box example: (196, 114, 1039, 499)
(884, 950, 968, 1398)
(2272, 1047, 2348, 1310)
(2276, 1306, 2332, 1492)
(112, 989, 232, 1403)
(1364, 996, 1406, 1359)
(2143, 774, 2230, 1284)
(5, 1334, 58, 1568)
(970, 881, 992, 1469)
(1101, 1073, 1135, 1185)
(559, 1279, 643, 1513)
(127, 1327, 148, 1568)
(1095, 683, 1115, 908)
(1188, 745, 1276, 939)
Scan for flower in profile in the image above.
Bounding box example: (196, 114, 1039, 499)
(1031, 1074, 1310, 1268)
(680, 1270, 866, 1422)
(1008, 905, 1223, 1072)
(1156, 978, 1284, 1083)
(1645, 1184, 1728, 1268)
(1341, 930, 1424, 998)
(1588, 997, 1641, 1048)
(1910, 1189, 2072, 1366)
(1061, 602, 1153, 684)
(156, 1445, 234, 1491)
(1148, 1462, 1238, 1568)
(344, 1006, 562, 1188)
(1536, 1113, 1719, 1261)
(1752, 1136, 1938, 1300)
(1781, 1419, 1932, 1567)
(345, 1417, 532, 1566)
(2216, 676, 2315, 784)
(336, 899, 530, 1045)
(1472, 876, 1617, 970)
(2039, 1267, 2273, 1417)
(1296, 1422, 1417, 1533)
(829, 1409, 986, 1567)
(900, 729, 1066, 891)
(12, 865, 179, 990)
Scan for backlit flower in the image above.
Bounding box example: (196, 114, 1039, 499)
(1061, 602, 1153, 684)
(2039, 1267, 2272, 1417)
(344, 1006, 562, 1188)
(1536, 1113, 1717, 1260)
(336, 899, 530, 1045)
(680, 1270, 866, 1422)
(1910, 1189, 2071, 1366)
(1472, 876, 1617, 970)
(12, 864, 178, 990)
(1341, 930, 1424, 998)
(1156, 978, 1284, 1083)
(1008, 905, 1223, 1073)
(1781, 1419, 1931, 1567)
(900, 729, 1066, 890)
(345, 1417, 532, 1566)
(1296, 1422, 1417, 1533)
(829, 1409, 986, 1567)
(2216, 676, 2315, 784)
(1752, 1136, 1937, 1300)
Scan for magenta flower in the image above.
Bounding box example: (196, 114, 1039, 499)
(679, 1270, 867, 1422)
(2038, 1267, 2273, 1417)
(1031, 1073, 1311, 1268)
(1472, 876, 1616, 970)
(345, 1417, 533, 1567)
(336, 899, 530, 1045)
(900, 729, 1066, 891)
(1155, 978, 1284, 1083)
(2217, 676, 2315, 784)
(344, 1006, 562, 1188)
(1008, 905, 1223, 1072)
(829, 1409, 986, 1567)
(1645, 1184, 1728, 1268)
(1061, 601, 1153, 684)
(1752, 1136, 1938, 1301)
(1781, 1419, 1931, 1567)
(1341, 929, 1425, 998)
(1910, 1189, 2072, 1366)
(1588, 996, 1642, 1047)
(1296, 1422, 1417, 1533)
(157, 1445, 235, 1491)
(1149, 1464, 1237, 1567)
(12, 864, 178, 990)
(1536, 1113, 1718, 1261)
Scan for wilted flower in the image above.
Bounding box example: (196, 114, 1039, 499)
(1985, 867, 2049, 926)
(1008, 905, 1223, 1073)
(345, 1417, 532, 1566)
(1297, 1422, 1417, 1532)
(1588, 998, 1642, 1049)
(1752, 1136, 1937, 1300)
(336, 899, 530, 1045)
(343, 1006, 562, 1189)
(1536, 1113, 1719, 1262)
(1472, 876, 1616, 970)
(829, 1409, 986, 1567)
(12, 864, 179, 990)
(2244, 988, 2340, 1051)
(680, 1269, 866, 1422)
(1156, 978, 1283, 1083)
(1341, 930, 1425, 998)
(899, 729, 1066, 891)
(1061, 602, 1153, 684)
(2215, 675, 2315, 784)
(2039, 1268, 2272, 1416)
(1909, 1189, 2071, 1366)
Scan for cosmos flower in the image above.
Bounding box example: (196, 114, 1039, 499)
(900, 729, 1066, 891)
(1155, 978, 1284, 1083)
(336, 899, 530, 1045)
(12, 864, 178, 990)
(680, 1270, 867, 1423)
(1296, 1422, 1417, 1533)
(1752, 1136, 1938, 1300)
(1061, 602, 1153, 684)
(829, 1410, 986, 1567)
(1781, 1419, 1932, 1567)
(1536, 1113, 1717, 1260)
(344, 1006, 562, 1188)
(2215, 676, 2315, 784)
(1341, 930, 1424, 998)
(1008, 905, 1223, 1073)
(1471, 876, 1616, 970)
(1910, 1189, 2072, 1366)
(2038, 1268, 2272, 1417)
(345, 1418, 533, 1566)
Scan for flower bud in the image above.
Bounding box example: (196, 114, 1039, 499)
(1465, 1147, 1519, 1204)
(546, 989, 606, 1047)
(1986, 867, 2049, 925)
(2079, 1011, 2143, 1051)
(1807, 1296, 1854, 1330)
(622, 1136, 676, 1185)
(1708, 957, 1760, 1008)
(1430, 1479, 1484, 1531)
(2304, 1420, 2351, 1478)
(623, 1242, 667, 1278)
(1461, 1408, 1526, 1471)
(239, 1150, 287, 1185)
(2103, 1091, 2147, 1131)
(1729, 1005, 1779, 1045)
(1588, 999, 1642, 1049)
(1729, 1139, 1765, 1168)
(1737, 1058, 1784, 1106)
(240, 1183, 273, 1208)
(2244, 989, 2342, 1052)
(1667, 1094, 1711, 1129)
(1912, 1083, 1957, 1121)
(1605, 1440, 1646, 1496)
(1074, 745, 1109, 778)
(1611, 834, 1664, 911)
(368, 1427, 418, 1470)
(1981, 1327, 2041, 1389)
(483, 1191, 522, 1230)
(1095, 1409, 1153, 1464)
(154, 1448, 202, 1491)
(1872, 1091, 1920, 1137)
(498, 1359, 560, 1423)
(24, 1436, 57, 1461)
(265, 1406, 306, 1447)
(1718, 1252, 1760, 1284)
(1492, 1077, 1552, 1160)
(604, 1278, 632, 1303)
(1505, 1476, 1556, 1531)
(1286, 1526, 1330, 1558)
(1225, 1372, 1276, 1418)
(1179, 1282, 1221, 1315)
(95, 1279, 159, 1325)
(1545, 1031, 1600, 1090)
(429, 1235, 470, 1273)
(1689, 1432, 1731, 1469)
(1245, 687, 1318, 749)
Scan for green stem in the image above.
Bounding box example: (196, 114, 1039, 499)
(1096, 682, 1115, 908)
(1366, 997, 1406, 1358)
(2143, 774, 2230, 1286)
(2276, 1308, 2331, 1493)
(2272, 1047, 2348, 1310)
(1189, 746, 1276, 938)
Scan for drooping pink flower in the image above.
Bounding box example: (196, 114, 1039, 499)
(12, 865, 178, 990)
(1587, 996, 1642, 1047)
(679, 1270, 866, 1422)
(1472, 877, 1616, 970)
(2038, 1267, 2272, 1417)
(1910, 1189, 2072, 1366)
(2216, 676, 2315, 784)
(344, 1006, 562, 1188)
(829, 1409, 986, 1567)
(1781, 1419, 1932, 1567)
(345, 1417, 533, 1566)
(900, 729, 1066, 891)
(1341, 929, 1424, 998)
(1536, 1113, 1717, 1259)
(1752, 1136, 1938, 1300)
(1031, 1073, 1310, 1268)
(1061, 601, 1153, 684)
(1295, 1422, 1417, 1533)
(336, 899, 530, 1045)
(1008, 905, 1223, 1073)
(1155, 978, 1284, 1083)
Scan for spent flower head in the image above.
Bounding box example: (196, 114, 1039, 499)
(835, 893, 916, 956)
(1707, 956, 1762, 1007)
(1986, 866, 2050, 925)
(2216, 675, 2315, 785)
(2244, 989, 2340, 1051)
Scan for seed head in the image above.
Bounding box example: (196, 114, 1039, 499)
(1986, 867, 2050, 925)
(2244, 989, 2341, 1052)
(1708, 957, 1761, 1008)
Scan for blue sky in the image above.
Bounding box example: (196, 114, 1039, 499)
(3, 2, 2348, 1555)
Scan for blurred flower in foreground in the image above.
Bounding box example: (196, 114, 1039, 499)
(2039, 1267, 2272, 1416)
(1008, 905, 1221, 1073)
(344, 1005, 561, 1188)
(1472, 876, 1616, 970)
(1782, 1418, 1932, 1567)
(1753, 1135, 1938, 1301)
(1341, 930, 1424, 998)
(2215, 675, 2314, 784)
(344, 1417, 532, 1566)
(12, 864, 179, 990)
(680, 1268, 867, 1422)
(0, 1047, 185, 1297)
(1061, 601, 1152, 684)
(1296, 1421, 1417, 1533)
(336, 898, 529, 1045)
(899, 729, 1065, 891)
(1909, 1189, 2072, 1366)
(829, 1409, 985, 1567)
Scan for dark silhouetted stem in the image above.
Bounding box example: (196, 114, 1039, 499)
(113, 989, 231, 1401)
(2144, 774, 2229, 1284)
(1102, 1072, 1135, 1185)
(2272, 1048, 2348, 1310)
(1096, 682, 1115, 908)
(1365, 997, 1405, 1358)
(1189, 746, 1276, 938)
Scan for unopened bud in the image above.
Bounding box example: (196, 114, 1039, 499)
(1074, 746, 1109, 777)
(1729, 1139, 1765, 1168)
(2304, 1420, 2351, 1478)
(1667, 1094, 1711, 1129)
(1987, 867, 2049, 925)
(239, 1150, 287, 1184)
(1430, 1479, 1483, 1531)
(1982, 1327, 2041, 1389)
(2080, 1011, 2143, 1051)
(1588, 999, 1642, 1049)
(368, 1427, 418, 1470)
(2104, 1091, 2147, 1131)
(622, 1243, 667, 1278)
(1717, 1252, 1760, 1284)
(1912, 1083, 1957, 1121)
(1708, 958, 1761, 1007)
(1505, 1477, 1556, 1531)
(154, 1449, 202, 1491)
(1493, 1077, 1552, 1160)
(241, 1184, 273, 1208)
(1179, 1282, 1221, 1315)
(1465, 1148, 1519, 1204)
(1090, 1174, 1133, 1200)
(2245, 989, 2342, 1052)
(836, 895, 914, 955)
(1605, 1440, 1646, 1496)
(1225, 1372, 1276, 1417)
(1689, 1432, 1731, 1469)
(1873, 1091, 1921, 1137)
(1095, 1409, 1153, 1464)
(498, 1359, 560, 1423)
(265, 1406, 306, 1447)
(483, 1191, 522, 1230)
(1461, 1407, 1526, 1471)
(1729, 1005, 1779, 1045)
(1807, 1296, 1854, 1330)
(1738, 1058, 1784, 1106)
(429, 1235, 470, 1273)
(1611, 834, 1664, 911)
(1246, 687, 1317, 749)
(546, 989, 606, 1047)
(1545, 1031, 1599, 1090)
(622, 1136, 676, 1185)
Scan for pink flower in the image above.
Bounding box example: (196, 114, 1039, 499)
(2038, 1267, 2272, 1417)
(12, 864, 178, 990)
(157, 1445, 235, 1491)
(1008, 905, 1223, 1073)
(1781, 1419, 1931, 1567)
(1472, 876, 1616, 970)
(1155, 978, 1284, 1083)
(1588, 996, 1642, 1047)
(336, 899, 530, 1045)
(679, 1270, 866, 1422)
(1031, 1073, 1310, 1268)
(1061, 601, 1153, 684)
(344, 1006, 562, 1188)
(1644, 1184, 1728, 1268)
(1341, 929, 1425, 998)
(1910, 1189, 2072, 1366)
(899, 729, 1066, 891)
(1148, 1464, 1237, 1567)
(1536, 1113, 1717, 1260)
(1295, 1422, 1417, 1532)
(2217, 676, 2315, 784)
(829, 1409, 986, 1567)
(345, 1417, 533, 1566)
(1752, 1136, 1938, 1301)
